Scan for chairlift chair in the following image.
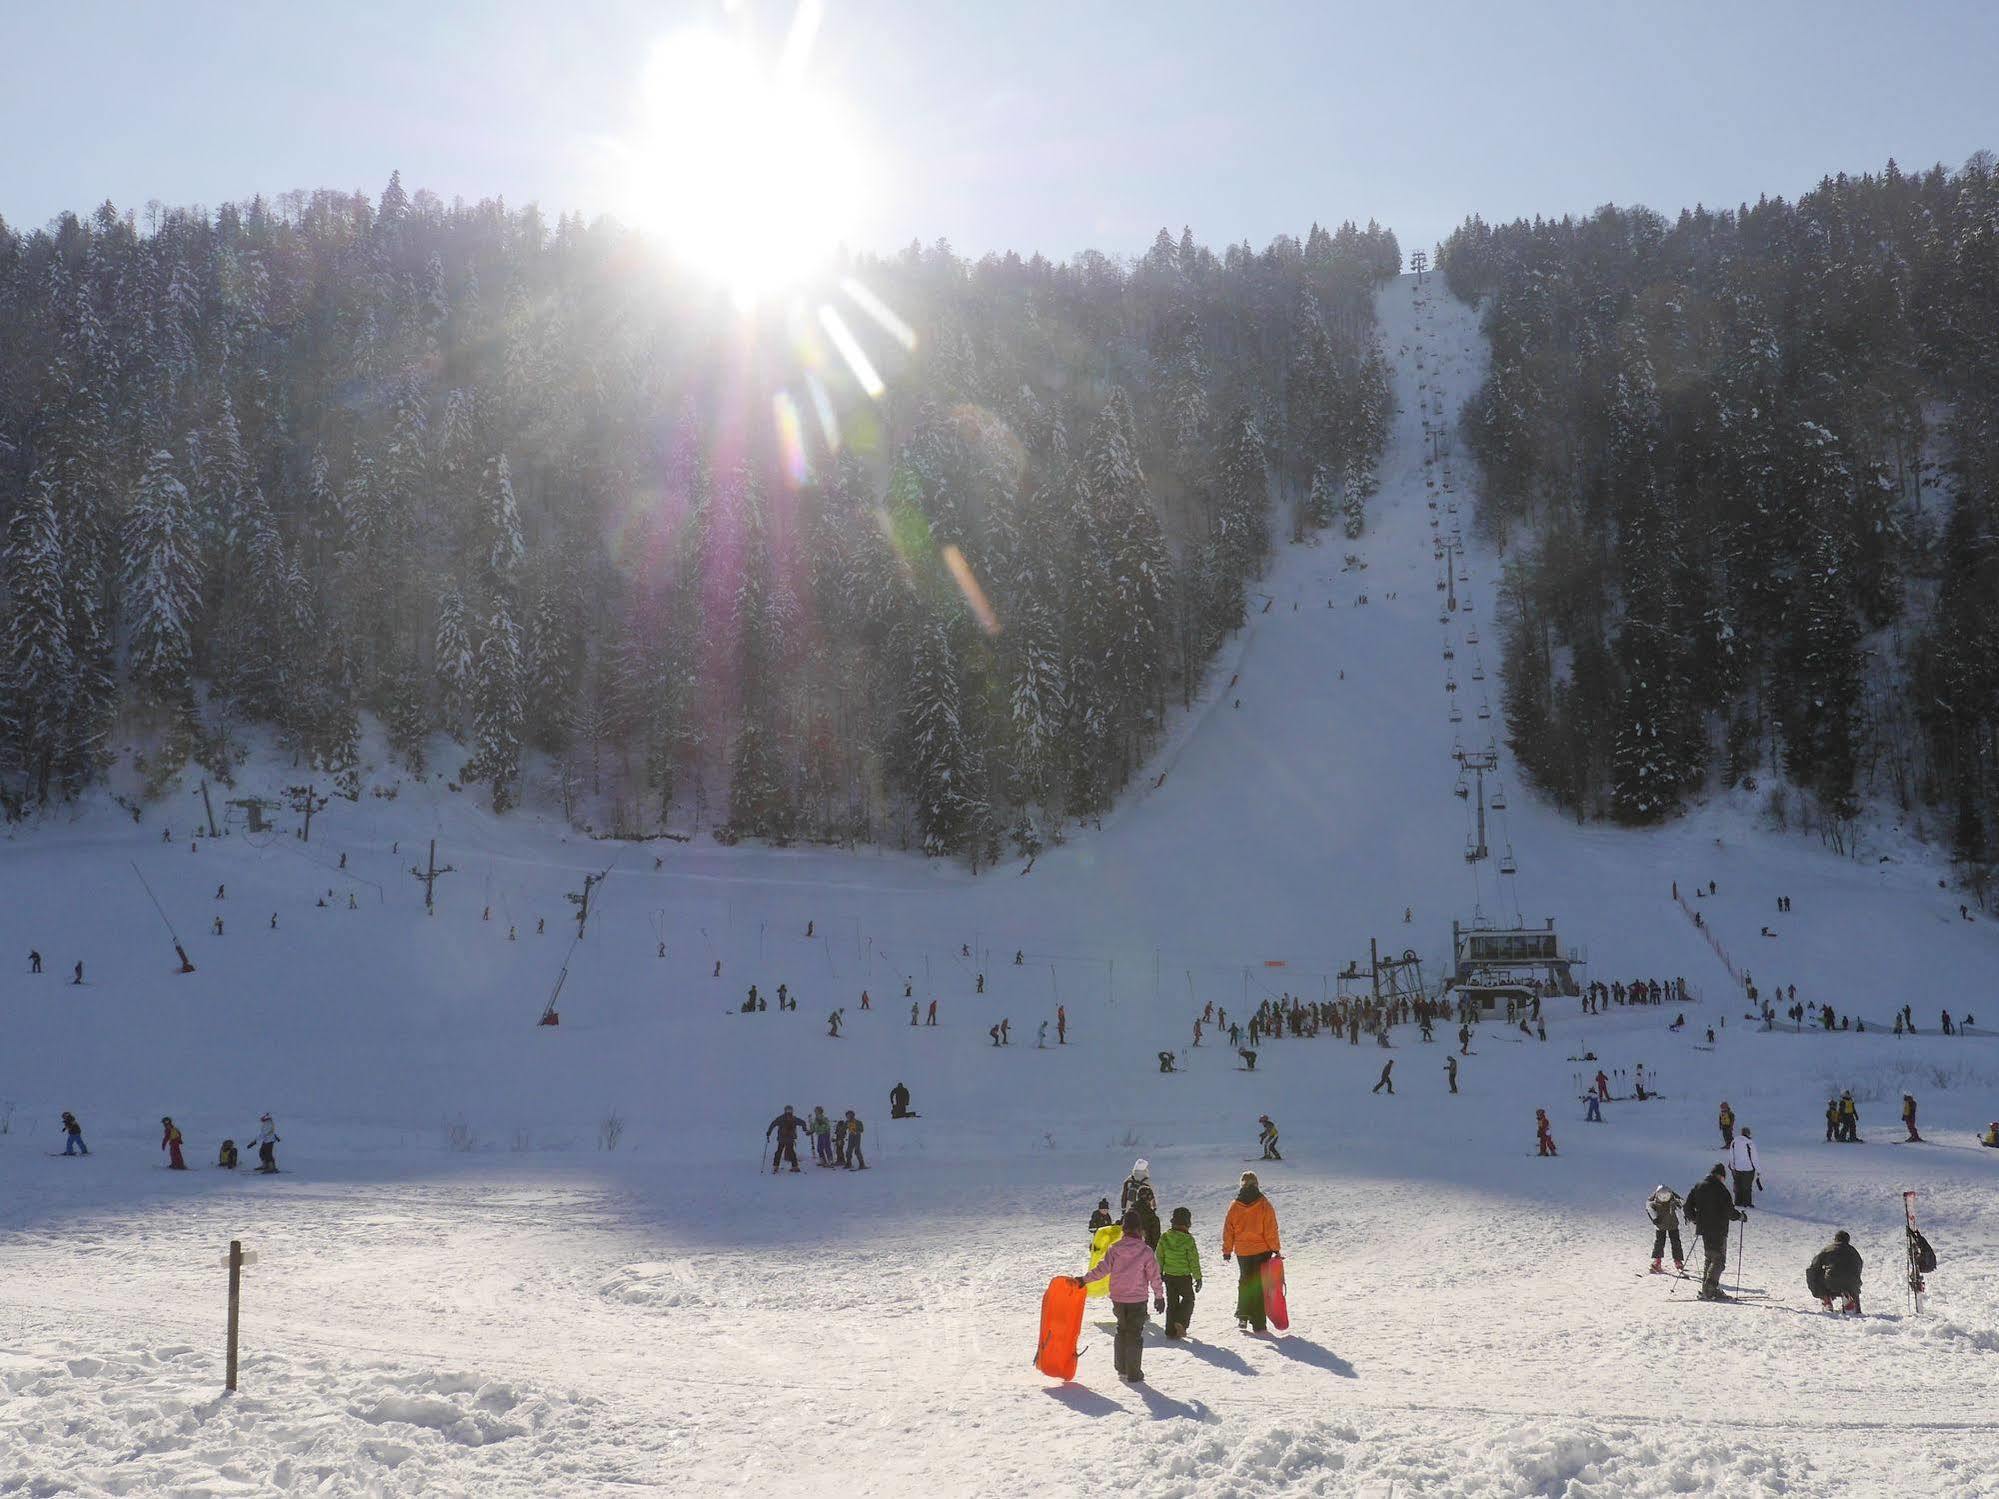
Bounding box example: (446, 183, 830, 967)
(1499, 848, 1518, 876)
(1449, 705, 1463, 723)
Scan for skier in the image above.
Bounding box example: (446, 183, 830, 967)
(976, 973, 985, 994)
(1193, 1019, 1203, 1047)
(28, 950, 40, 974)
(1074, 1209, 1164, 1383)
(1000, 1018, 1010, 1045)
(1535, 1108, 1557, 1156)
(810, 1106, 835, 1165)
(218, 1138, 238, 1169)
(765, 1106, 804, 1174)
(910, 1001, 919, 1027)
(990, 1024, 1003, 1048)
(1595, 1070, 1610, 1101)
(1646, 1184, 1685, 1274)
(216, 884, 226, 900)
(1807, 1230, 1863, 1314)
(1157, 1206, 1203, 1338)
(1902, 1094, 1922, 1142)
(1372, 1060, 1394, 1095)
(1825, 1096, 1840, 1143)
(1718, 1100, 1735, 1148)
(927, 1000, 939, 1027)
(889, 1082, 911, 1119)
(1458, 1023, 1472, 1055)
(1056, 1005, 1066, 1044)
(842, 1111, 866, 1170)
(72, 962, 83, 985)
(161, 1117, 187, 1170)
(828, 1009, 842, 1038)
(1445, 1055, 1458, 1094)
(1258, 1115, 1281, 1160)
(1037, 1020, 1048, 1048)
(1729, 1127, 1760, 1208)
(1014, 950, 1024, 965)
(1239, 1048, 1258, 1071)
(1088, 1198, 1115, 1236)
(1838, 1091, 1861, 1142)
(1684, 1164, 1742, 1301)
(859, 990, 870, 1011)
(1585, 1092, 1602, 1123)
(255, 1113, 280, 1172)
(1221, 1170, 1282, 1334)
(59, 1111, 87, 1155)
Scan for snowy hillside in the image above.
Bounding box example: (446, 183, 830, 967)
(4, 273, 1998, 1498)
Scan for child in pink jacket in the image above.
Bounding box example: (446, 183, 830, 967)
(1077, 1210, 1164, 1383)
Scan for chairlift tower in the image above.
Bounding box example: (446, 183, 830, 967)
(1454, 743, 1498, 868)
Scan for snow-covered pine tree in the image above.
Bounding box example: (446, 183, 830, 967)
(903, 618, 974, 856)
(463, 591, 524, 812)
(122, 448, 202, 718)
(2, 480, 78, 800)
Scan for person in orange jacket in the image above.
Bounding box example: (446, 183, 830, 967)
(1536, 1108, 1557, 1156)
(161, 1116, 187, 1170)
(1221, 1170, 1281, 1333)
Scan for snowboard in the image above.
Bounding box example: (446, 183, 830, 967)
(1034, 1275, 1087, 1380)
(1262, 1254, 1290, 1332)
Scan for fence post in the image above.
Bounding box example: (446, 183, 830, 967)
(224, 1239, 257, 1391)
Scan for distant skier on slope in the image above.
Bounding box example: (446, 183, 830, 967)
(255, 1113, 280, 1172)
(161, 1117, 187, 1170)
(765, 1106, 804, 1174)
(1684, 1164, 1741, 1301)
(59, 1111, 87, 1155)
(1535, 1108, 1557, 1157)
(1646, 1185, 1685, 1275)
(889, 1082, 912, 1119)
(1258, 1115, 1281, 1160)
(1445, 1056, 1458, 1093)
(1902, 1094, 1922, 1142)
(1372, 1060, 1394, 1095)
(1718, 1100, 1735, 1148)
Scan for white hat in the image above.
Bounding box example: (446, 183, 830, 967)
(1131, 1158, 1149, 1178)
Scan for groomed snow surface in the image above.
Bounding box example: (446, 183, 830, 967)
(4, 275, 1997, 1497)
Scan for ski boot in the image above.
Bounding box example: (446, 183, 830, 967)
(1649, 1258, 1664, 1275)
(1674, 1260, 1685, 1274)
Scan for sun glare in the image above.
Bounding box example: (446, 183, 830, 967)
(622, 25, 870, 301)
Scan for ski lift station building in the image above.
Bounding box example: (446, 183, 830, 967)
(1446, 918, 1584, 1009)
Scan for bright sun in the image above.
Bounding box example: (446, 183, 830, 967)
(621, 25, 872, 300)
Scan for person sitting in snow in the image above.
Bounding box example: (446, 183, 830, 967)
(218, 1138, 239, 1169)
(1807, 1230, 1863, 1314)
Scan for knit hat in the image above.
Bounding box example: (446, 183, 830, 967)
(1240, 1170, 1259, 1189)
(1097, 1197, 1110, 1209)
(1170, 1206, 1192, 1229)
(1833, 1230, 1851, 1244)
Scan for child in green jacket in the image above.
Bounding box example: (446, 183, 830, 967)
(1157, 1206, 1203, 1337)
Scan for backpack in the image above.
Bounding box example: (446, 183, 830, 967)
(1910, 1230, 1938, 1274)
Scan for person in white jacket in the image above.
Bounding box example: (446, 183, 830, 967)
(1728, 1127, 1759, 1208)
(255, 1113, 281, 1173)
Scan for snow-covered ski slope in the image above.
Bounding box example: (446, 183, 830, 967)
(3, 274, 1998, 1497)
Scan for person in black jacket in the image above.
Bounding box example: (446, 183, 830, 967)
(889, 1082, 912, 1119)
(765, 1106, 804, 1174)
(1088, 1198, 1115, 1236)
(1807, 1230, 1863, 1314)
(1684, 1164, 1742, 1301)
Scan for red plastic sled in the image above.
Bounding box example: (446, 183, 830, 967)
(1034, 1275, 1088, 1379)
(1263, 1254, 1290, 1332)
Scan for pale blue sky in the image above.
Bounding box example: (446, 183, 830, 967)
(6, 0, 1995, 261)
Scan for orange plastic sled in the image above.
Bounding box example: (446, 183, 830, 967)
(1034, 1275, 1088, 1379)
(1263, 1254, 1290, 1332)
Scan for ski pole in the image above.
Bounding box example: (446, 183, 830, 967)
(1734, 1214, 1745, 1294)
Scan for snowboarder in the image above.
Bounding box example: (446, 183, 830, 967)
(1158, 1206, 1203, 1338)
(1445, 1056, 1458, 1094)
(806, 920, 814, 938)
(1729, 1128, 1759, 1208)
(1088, 1198, 1115, 1235)
(1718, 1101, 1735, 1148)
(255, 1113, 280, 1172)
(1535, 1108, 1557, 1156)
(1372, 1060, 1394, 1095)
(765, 1106, 804, 1174)
(889, 1082, 911, 1119)
(1595, 1070, 1610, 1101)
(827, 1009, 842, 1038)
(1684, 1164, 1741, 1300)
(72, 961, 83, 985)
(1902, 1094, 1922, 1143)
(1075, 1210, 1164, 1382)
(1258, 1115, 1282, 1160)
(28, 950, 40, 974)
(810, 1106, 835, 1165)
(59, 1111, 87, 1155)
(842, 1111, 866, 1169)
(161, 1117, 187, 1170)
(1646, 1185, 1685, 1274)
(1222, 1171, 1281, 1334)
(1807, 1230, 1863, 1314)
(216, 884, 226, 900)
(272, 913, 279, 930)
(218, 1138, 238, 1169)
(1014, 950, 1023, 965)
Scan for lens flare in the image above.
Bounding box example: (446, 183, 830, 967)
(819, 304, 884, 398)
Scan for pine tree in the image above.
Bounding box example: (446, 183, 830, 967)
(463, 591, 524, 812)
(434, 587, 473, 735)
(903, 618, 974, 855)
(122, 448, 202, 717)
(2, 481, 76, 800)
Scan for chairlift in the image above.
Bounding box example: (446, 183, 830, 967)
(1491, 787, 1508, 811)
(1454, 778, 1471, 801)
(1499, 848, 1519, 876)
(1436, 577, 1447, 591)
(1471, 665, 1485, 681)
(1477, 703, 1491, 720)
(1466, 629, 1479, 645)
(1449, 705, 1463, 723)
(1442, 645, 1455, 660)
(1464, 842, 1481, 865)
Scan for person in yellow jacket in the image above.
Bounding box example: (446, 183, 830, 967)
(160, 1117, 187, 1170)
(1718, 1101, 1735, 1148)
(841, 1110, 867, 1170)
(1221, 1170, 1281, 1333)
